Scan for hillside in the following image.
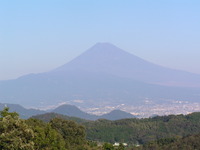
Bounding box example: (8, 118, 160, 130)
(31, 110, 200, 145)
(100, 109, 136, 120)
(51, 104, 97, 120)
(83, 112, 200, 144)
(31, 112, 89, 123)
(143, 133, 200, 150)
(0, 103, 45, 119)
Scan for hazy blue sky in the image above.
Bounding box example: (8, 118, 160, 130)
(1, 0, 200, 80)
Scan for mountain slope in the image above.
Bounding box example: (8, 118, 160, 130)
(53, 43, 200, 87)
(51, 104, 97, 120)
(100, 109, 135, 120)
(1, 71, 199, 107)
(0, 103, 45, 119)
(0, 43, 200, 107)
(31, 111, 200, 146)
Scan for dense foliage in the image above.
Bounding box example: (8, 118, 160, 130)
(83, 113, 200, 145)
(32, 112, 88, 123)
(4, 107, 200, 150)
(142, 133, 200, 150)
(0, 108, 35, 149)
(0, 108, 92, 150)
(33, 111, 200, 149)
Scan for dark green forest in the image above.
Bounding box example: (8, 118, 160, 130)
(142, 133, 200, 150)
(34, 111, 200, 145)
(2, 108, 200, 150)
(84, 112, 200, 145)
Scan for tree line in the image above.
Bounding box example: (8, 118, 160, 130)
(2, 107, 200, 150)
(0, 108, 126, 150)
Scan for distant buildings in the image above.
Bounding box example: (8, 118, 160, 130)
(113, 142, 128, 147)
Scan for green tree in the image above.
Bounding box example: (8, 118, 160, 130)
(26, 118, 66, 150)
(50, 118, 86, 149)
(0, 107, 34, 150)
(103, 142, 114, 150)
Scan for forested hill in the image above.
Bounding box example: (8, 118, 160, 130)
(31, 112, 89, 123)
(2, 107, 200, 150)
(143, 133, 200, 150)
(84, 112, 200, 144)
(32, 111, 200, 145)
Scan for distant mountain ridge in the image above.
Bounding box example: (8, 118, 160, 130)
(0, 43, 200, 107)
(0, 103, 45, 119)
(0, 103, 135, 120)
(52, 104, 136, 120)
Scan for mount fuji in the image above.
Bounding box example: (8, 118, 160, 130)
(0, 43, 200, 107)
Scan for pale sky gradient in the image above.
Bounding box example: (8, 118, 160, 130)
(1, 0, 200, 80)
